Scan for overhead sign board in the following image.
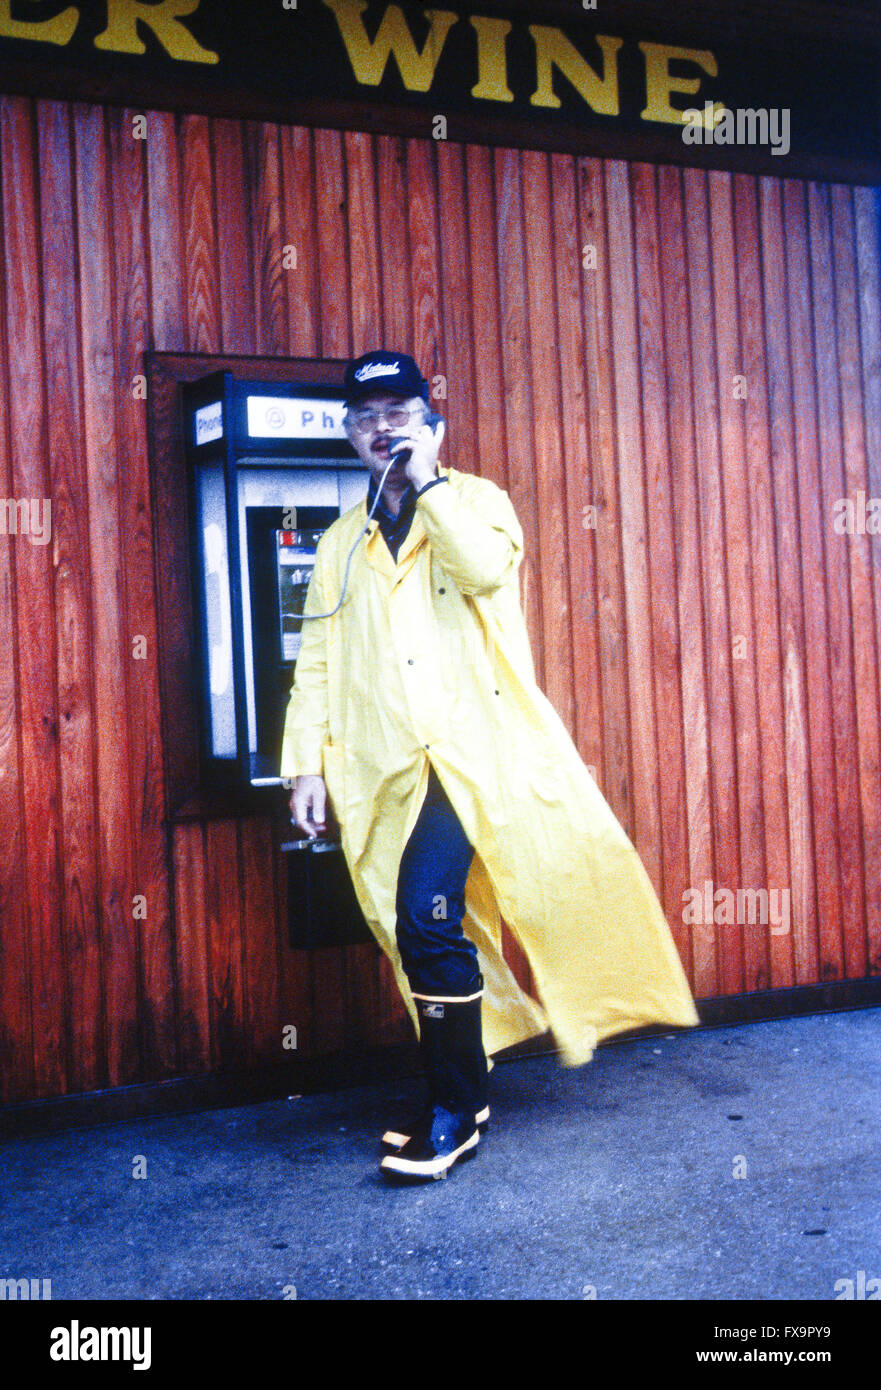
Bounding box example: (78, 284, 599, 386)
(1, 0, 879, 181)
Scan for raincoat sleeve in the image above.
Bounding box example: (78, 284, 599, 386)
(415, 472, 523, 595)
(279, 535, 334, 780)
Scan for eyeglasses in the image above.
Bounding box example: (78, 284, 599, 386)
(349, 404, 426, 432)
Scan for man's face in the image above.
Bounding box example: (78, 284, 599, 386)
(344, 392, 428, 479)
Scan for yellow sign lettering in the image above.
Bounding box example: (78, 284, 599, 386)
(639, 42, 718, 125)
(528, 26, 622, 114)
(469, 15, 513, 103)
(94, 0, 218, 64)
(322, 0, 458, 92)
(0, 0, 78, 44)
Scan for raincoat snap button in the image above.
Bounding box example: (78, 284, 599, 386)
(408, 658, 414, 665)
(438, 587, 446, 594)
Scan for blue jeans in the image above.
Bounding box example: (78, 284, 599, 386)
(395, 764, 482, 997)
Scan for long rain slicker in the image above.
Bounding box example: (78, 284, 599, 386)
(280, 463, 699, 1064)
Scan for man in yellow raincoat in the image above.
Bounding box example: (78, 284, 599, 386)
(282, 349, 699, 1182)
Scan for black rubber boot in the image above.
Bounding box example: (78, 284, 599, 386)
(381, 1101, 490, 1153)
(381, 994, 488, 1182)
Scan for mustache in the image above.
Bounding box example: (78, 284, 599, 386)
(372, 435, 410, 456)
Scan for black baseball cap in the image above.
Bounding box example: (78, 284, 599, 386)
(343, 349, 429, 406)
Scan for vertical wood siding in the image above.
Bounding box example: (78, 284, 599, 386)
(0, 95, 879, 1103)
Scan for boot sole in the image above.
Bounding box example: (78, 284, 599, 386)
(381, 1106, 490, 1152)
(380, 1129, 480, 1183)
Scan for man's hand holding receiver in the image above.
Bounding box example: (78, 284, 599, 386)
(393, 417, 445, 492)
(291, 774, 327, 838)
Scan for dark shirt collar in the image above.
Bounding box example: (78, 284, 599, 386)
(366, 473, 416, 522)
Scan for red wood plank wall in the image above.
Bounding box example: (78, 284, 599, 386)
(1, 95, 880, 1104)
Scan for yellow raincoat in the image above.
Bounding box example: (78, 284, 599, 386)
(280, 463, 699, 1064)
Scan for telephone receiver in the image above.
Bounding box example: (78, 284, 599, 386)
(290, 408, 448, 625)
(386, 408, 445, 463)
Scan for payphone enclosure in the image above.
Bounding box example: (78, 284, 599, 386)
(181, 370, 373, 948)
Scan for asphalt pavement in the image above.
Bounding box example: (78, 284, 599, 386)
(1, 1008, 879, 1300)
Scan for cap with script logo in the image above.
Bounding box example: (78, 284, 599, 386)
(343, 349, 429, 406)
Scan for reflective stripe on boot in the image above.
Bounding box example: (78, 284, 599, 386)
(380, 1107, 480, 1181)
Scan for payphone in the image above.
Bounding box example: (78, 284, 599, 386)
(181, 370, 372, 947)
